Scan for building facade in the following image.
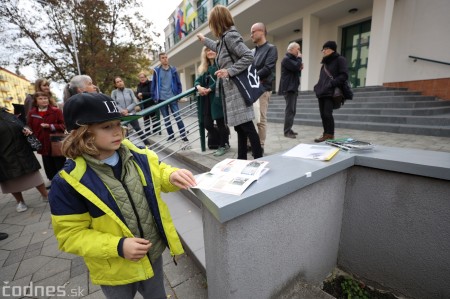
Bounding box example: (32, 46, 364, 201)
(154, 0, 450, 100)
(0, 67, 34, 113)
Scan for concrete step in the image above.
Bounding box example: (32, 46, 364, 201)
(268, 106, 450, 116)
(268, 100, 449, 109)
(270, 95, 438, 102)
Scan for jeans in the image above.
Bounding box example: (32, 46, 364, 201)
(318, 97, 335, 135)
(283, 91, 298, 134)
(159, 100, 186, 138)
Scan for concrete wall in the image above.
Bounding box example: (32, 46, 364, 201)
(203, 171, 347, 299)
(196, 146, 450, 299)
(339, 167, 450, 299)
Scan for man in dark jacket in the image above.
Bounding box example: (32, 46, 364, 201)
(136, 72, 160, 135)
(278, 42, 302, 138)
(251, 22, 278, 150)
(313, 41, 349, 142)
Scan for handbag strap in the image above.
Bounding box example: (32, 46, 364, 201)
(323, 64, 334, 79)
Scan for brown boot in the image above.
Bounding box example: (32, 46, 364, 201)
(314, 134, 334, 143)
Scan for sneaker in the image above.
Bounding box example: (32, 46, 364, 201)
(181, 137, 189, 142)
(284, 132, 296, 139)
(16, 202, 28, 213)
(213, 147, 226, 156)
(41, 196, 49, 202)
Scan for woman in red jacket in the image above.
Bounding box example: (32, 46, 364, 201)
(27, 92, 66, 186)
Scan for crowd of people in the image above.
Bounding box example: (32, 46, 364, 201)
(0, 4, 350, 298)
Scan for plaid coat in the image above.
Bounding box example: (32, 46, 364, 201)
(204, 27, 255, 127)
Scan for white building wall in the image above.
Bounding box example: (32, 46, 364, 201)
(384, 0, 450, 83)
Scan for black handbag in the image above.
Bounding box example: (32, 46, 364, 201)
(222, 33, 264, 106)
(323, 65, 345, 110)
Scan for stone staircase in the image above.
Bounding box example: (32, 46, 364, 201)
(267, 86, 450, 137)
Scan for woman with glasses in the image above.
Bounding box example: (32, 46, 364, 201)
(313, 41, 349, 142)
(194, 47, 230, 156)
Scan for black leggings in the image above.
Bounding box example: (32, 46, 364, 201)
(235, 121, 262, 159)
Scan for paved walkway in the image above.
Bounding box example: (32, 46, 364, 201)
(1, 121, 449, 298)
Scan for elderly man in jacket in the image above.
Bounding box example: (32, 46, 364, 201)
(278, 42, 302, 139)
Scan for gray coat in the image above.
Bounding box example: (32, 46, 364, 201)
(203, 27, 255, 127)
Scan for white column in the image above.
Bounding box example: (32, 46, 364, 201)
(365, 0, 395, 86)
(302, 14, 320, 91)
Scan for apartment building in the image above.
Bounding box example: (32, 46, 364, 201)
(0, 67, 34, 113)
(154, 0, 450, 100)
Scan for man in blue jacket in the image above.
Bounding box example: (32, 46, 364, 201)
(151, 53, 188, 142)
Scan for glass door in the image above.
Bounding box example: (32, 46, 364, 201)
(341, 20, 371, 87)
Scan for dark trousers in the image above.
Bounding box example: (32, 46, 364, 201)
(283, 91, 298, 134)
(42, 155, 66, 181)
(318, 97, 335, 135)
(235, 121, 262, 159)
(204, 111, 228, 148)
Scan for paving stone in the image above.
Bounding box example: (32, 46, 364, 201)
(48, 272, 89, 299)
(26, 240, 44, 252)
(14, 255, 53, 280)
(164, 253, 202, 287)
(88, 278, 101, 295)
(3, 274, 32, 299)
(33, 269, 71, 298)
(30, 230, 54, 245)
(32, 257, 72, 282)
(0, 223, 24, 235)
(0, 233, 32, 250)
(22, 220, 50, 236)
(3, 245, 27, 267)
(70, 263, 88, 278)
(41, 240, 61, 257)
(23, 248, 42, 261)
(81, 290, 104, 299)
(171, 272, 208, 299)
(4, 211, 42, 226)
(0, 261, 20, 282)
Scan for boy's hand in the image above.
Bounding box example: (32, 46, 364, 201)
(170, 169, 197, 189)
(123, 238, 152, 261)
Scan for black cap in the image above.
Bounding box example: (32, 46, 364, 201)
(64, 93, 140, 131)
(322, 41, 337, 52)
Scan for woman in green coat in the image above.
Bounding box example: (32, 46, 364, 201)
(194, 47, 229, 156)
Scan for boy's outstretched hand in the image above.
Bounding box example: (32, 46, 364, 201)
(123, 238, 152, 261)
(170, 169, 197, 189)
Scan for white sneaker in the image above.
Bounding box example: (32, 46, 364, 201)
(16, 202, 28, 212)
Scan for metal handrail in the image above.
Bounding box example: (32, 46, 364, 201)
(122, 87, 206, 161)
(409, 55, 450, 66)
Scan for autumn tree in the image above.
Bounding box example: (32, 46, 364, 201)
(0, 0, 162, 93)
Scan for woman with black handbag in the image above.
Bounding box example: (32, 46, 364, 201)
(0, 107, 49, 212)
(196, 5, 262, 160)
(313, 41, 349, 142)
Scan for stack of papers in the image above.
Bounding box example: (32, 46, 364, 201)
(193, 158, 269, 195)
(326, 138, 374, 152)
(282, 143, 339, 161)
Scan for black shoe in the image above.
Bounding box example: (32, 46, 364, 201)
(167, 136, 175, 142)
(284, 132, 296, 139)
(247, 145, 252, 152)
(0, 232, 8, 241)
(290, 130, 298, 135)
(181, 137, 189, 142)
(144, 140, 151, 146)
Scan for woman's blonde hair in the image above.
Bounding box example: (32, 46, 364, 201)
(34, 78, 57, 107)
(208, 5, 234, 38)
(197, 46, 215, 74)
(61, 125, 126, 159)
